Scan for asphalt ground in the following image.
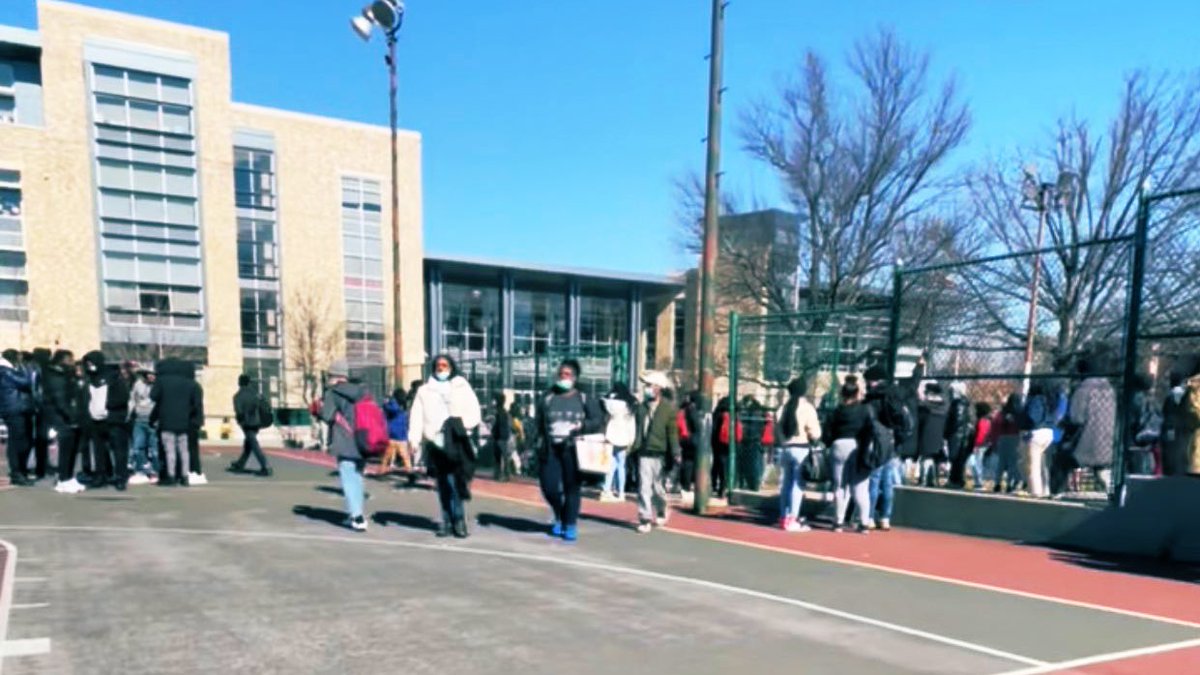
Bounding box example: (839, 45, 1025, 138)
(1, 449, 1198, 674)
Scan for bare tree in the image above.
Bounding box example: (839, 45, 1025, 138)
(967, 71, 1200, 363)
(285, 281, 343, 406)
(739, 29, 972, 311)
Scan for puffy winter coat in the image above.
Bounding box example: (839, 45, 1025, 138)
(1184, 376, 1200, 475)
(407, 376, 481, 448)
(0, 357, 31, 418)
(602, 396, 637, 448)
(41, 363, 80, 427)
(1069, 377, 1117, 469)
(151, 359, 202, 434)
(917, 392, 950, 459)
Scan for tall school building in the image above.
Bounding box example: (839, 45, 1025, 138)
(0, 1, 425, 428)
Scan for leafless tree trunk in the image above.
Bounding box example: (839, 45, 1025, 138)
(284, 281, 344, 407)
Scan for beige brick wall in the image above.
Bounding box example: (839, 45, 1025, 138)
(0, 1, 425, 427)
(230, 105, 425, 406)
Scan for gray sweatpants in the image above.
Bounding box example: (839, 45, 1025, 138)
(161, 432, 190, 480)
(830, 437, 871, 526)
(638, 456, 668, 524)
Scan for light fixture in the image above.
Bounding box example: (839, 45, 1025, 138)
(350, 0, 405, 41)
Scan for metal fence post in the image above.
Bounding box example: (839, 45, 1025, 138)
(887, 261, 904, 383)
(728, 311, 740, 499)
(1115, 188, 1151, 506)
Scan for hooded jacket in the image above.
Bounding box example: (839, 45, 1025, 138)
(80, 351, 129, 427)
(407, 375, 482, 448)
(321, 381, 370, 461)
(151, 358, 203, 434)
(917, 388, 951, 458)
(0, 357, 32, 418)
(41, 362, 80, 427)
(1068, 377, 1117, 468)
(130, 376, 155, 422)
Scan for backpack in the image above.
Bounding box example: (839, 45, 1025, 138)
(717, 412, 743, 445)
(257, 396, 274, 429)
(337, 393, 388, 457)
(676, 409, 690, 441)
(859, 404, 895, 470)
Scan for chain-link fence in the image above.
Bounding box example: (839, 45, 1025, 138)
(727, 305, 894, 491)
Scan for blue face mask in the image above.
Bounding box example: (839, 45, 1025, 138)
(434, 371, 450, 382)
(555, 378, 574, 391)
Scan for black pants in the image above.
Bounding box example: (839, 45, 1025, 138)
(948, 438, 970, 486)
(188, 428, 202, 474)
(55, 425, 79, 482)
(235, 428, 270, 471)
(679, 440, 696, 491)
(540, 443, 581, 527)
(4, 414, 28, 480)
(1049, 449, 1079, 496)
(712, 442, 730, 497)
(29, 414, 49, 478)
(88, 422, 129, 484)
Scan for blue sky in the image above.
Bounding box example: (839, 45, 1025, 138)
(4, 1, 1199, 276)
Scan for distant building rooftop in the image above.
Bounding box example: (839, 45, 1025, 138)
(424, 253, 684, 291)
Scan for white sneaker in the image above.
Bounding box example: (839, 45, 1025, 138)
(127, 473, 150, 486)
(55, 478, 84, 494)
(655, 515, 669, 528)
(879, 519, 891, 531)
(636, 523, 653, 534)
(349, 516, 368, 532)
(598, 492, 617, 503)
(784, 519, 811, 533)
(188, 473, 208, 486)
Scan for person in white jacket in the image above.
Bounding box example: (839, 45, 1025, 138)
(601, 382, 638, 502)
(408, 354, 482, 538)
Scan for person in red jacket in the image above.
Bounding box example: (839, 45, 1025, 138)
(968, 402, 993, 490)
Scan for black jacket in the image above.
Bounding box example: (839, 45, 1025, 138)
(234, 385, 268, 430)
(0, 359, 32, 418)
(917, 392, 950, 459)
(80, 351, 130, 428)
(42, 363, 81, 427)
(151, 359, 203, 434)
(863, 383, 908, 466)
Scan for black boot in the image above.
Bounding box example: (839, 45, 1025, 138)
(436, 522, 451, 538)
(453, 519, 469, 539)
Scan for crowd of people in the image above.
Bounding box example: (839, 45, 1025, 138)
(1, 347, 277, 493)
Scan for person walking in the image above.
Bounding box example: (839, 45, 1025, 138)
(601, 382, 638, 502)
(862, 365, 908, 531)
(0, 351, 33, 485)
(534, 359, 602, 542)
(824, 377, 872, 533)
(1019, 383, 1055, 497)
(711, 396, 740, 499)
(128, 366, 158, 482)
(677, 391, 702, 497)
(489, 392, 514, 482)
(1161, 372, 1191, 477)
(408, 355, 482, 538)
(776, 377, 822, 533)
(634, 372, 680, 534)
(377, 388, 410, 478)
(320, 360, 373, 532)
(230, 374, 274, 477)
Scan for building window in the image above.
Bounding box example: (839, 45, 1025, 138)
(512, 288, 566, 356)
(673, 300, 686, 369)
(0, 170, 27, 322)
(643, 306, 657, 370)
(0, 64, 15, 125)
(579, 295, 628, 350)
(237, 217, 278, 280)
(235, 147, 275, 210)
(442, 283, 500, 361)
(342, 176, 386, 366)
(90, 64, 202, 330)
(240, 288, 279, 348)
(243, 357, 282, 407)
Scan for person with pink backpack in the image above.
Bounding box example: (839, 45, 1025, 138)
(319, 360, 386, 532)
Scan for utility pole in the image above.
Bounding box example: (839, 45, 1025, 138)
(694, 0, 725, 515)
(386, 28, 404, 393)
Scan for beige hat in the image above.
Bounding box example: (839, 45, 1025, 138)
(639, 370, 673, 390)
(328, 359, 350, 379)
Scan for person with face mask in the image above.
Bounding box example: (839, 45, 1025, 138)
(79, 351, 131, 490)
(634, 371, 680, 534)
(44, 350, 85, 494)
(408, 354, 482, 538)
(0, 349, 33, 486)
(535, 359, 602, 542)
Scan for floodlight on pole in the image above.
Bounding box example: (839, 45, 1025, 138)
(349, 0, 407, 391)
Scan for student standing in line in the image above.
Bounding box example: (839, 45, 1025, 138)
(408, 355, 482, 538)
(824, 377, 872, 533)
(151, 358, 200, 488)
(0, 350, 32, 486)
(534, 359, 602, 542)
(775, 377, 822, 533)
(128, 366, 158, 482)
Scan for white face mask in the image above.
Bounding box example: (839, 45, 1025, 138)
(644, 387, 656, 401)
(434, 371, 450, 382)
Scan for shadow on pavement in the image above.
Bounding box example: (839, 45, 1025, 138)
(315, 485, 373, 500)
(372, 511, 438, 532)
(1043, 547, 1200, 584)
(292, 504, 349, 528)
(476, 513, 548, 533)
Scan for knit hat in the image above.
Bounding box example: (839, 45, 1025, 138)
(328, 359, 350, 379)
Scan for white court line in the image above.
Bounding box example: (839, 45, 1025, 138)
(0, 539, 15, 675)
(994, 636, 1200, 675)
(11, 578, 44, 584)
(0, 523, 1045, 667)
(0, 638, 50, 658)
(10, 604, 48, 611)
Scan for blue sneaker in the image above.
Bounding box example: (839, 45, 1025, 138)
(549, 521, 563, 538)
(563, 525, 578, 542)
